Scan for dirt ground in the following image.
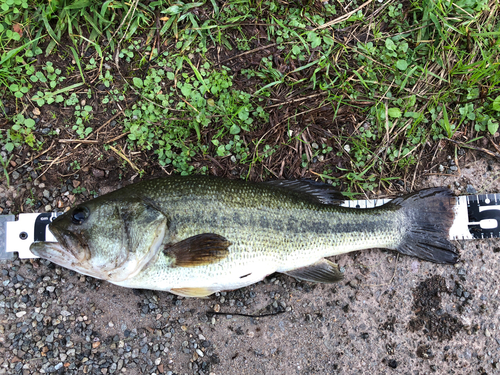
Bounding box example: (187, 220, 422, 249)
(1, 150, 500, 375)
(2, 1, 500, 373)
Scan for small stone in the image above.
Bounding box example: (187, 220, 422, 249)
(466, 185, 477, 194)
(438, 165, 445, 172)
(45, 205, 52, 212)
(33, 107, 41, 116)
(16, 311, 27, 318)
(12, 171, 20, 180)
(46, 286, 55, 292)
(388, 359, 398, 368)
(46, 332, 54, 343)
(72, 180, 81, 188)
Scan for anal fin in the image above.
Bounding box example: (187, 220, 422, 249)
(284, 258, 344, 283)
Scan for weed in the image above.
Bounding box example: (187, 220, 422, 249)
(72, 186, 86, 195)
(70, 160, 81, 171)
(0, 154, 13, 187)
(0, 0, 499, 193)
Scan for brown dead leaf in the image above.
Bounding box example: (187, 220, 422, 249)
(12, 24, 23, 37)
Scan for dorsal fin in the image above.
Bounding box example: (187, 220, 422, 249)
(164, 233, 231, 267)
(263, 179, 345, 205)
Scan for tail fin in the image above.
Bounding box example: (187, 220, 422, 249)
(389, 187, 458, 264)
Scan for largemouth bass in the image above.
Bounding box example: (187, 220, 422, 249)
(30, 176, 458, 297)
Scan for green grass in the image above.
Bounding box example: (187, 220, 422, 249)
(0, 0, 499, 191)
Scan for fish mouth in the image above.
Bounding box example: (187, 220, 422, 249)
(30, 225, 97, 278)
(30, 241, 79, 267)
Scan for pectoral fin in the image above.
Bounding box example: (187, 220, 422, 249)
(284, 258, 344, 283)
(165, 233, 231, 267)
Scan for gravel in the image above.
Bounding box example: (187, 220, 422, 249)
(1, 156, 500, 374)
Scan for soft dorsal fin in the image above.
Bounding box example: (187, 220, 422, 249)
(164, 233, 231, 267)
(284, 258, 344, 283)
(263, 179, 345, 205)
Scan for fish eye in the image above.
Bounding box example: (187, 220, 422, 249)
(71, 206, 89, 225)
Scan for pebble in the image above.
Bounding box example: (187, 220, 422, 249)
(93, 168, 105, 178)
(12, 171, 20, 180)
(15, 311, 26, 318)
(466, 184, 477, 194)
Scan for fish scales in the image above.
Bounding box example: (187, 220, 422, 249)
(119, 177, 399, 286)
(30, 176, 458, 297)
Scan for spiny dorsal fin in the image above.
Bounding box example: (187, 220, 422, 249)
(263, 179, 345, 205)
(165, 233, 231, 267)
(284, 258, 344, 283)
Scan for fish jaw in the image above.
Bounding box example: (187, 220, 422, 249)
(30, 241, 101, 279)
